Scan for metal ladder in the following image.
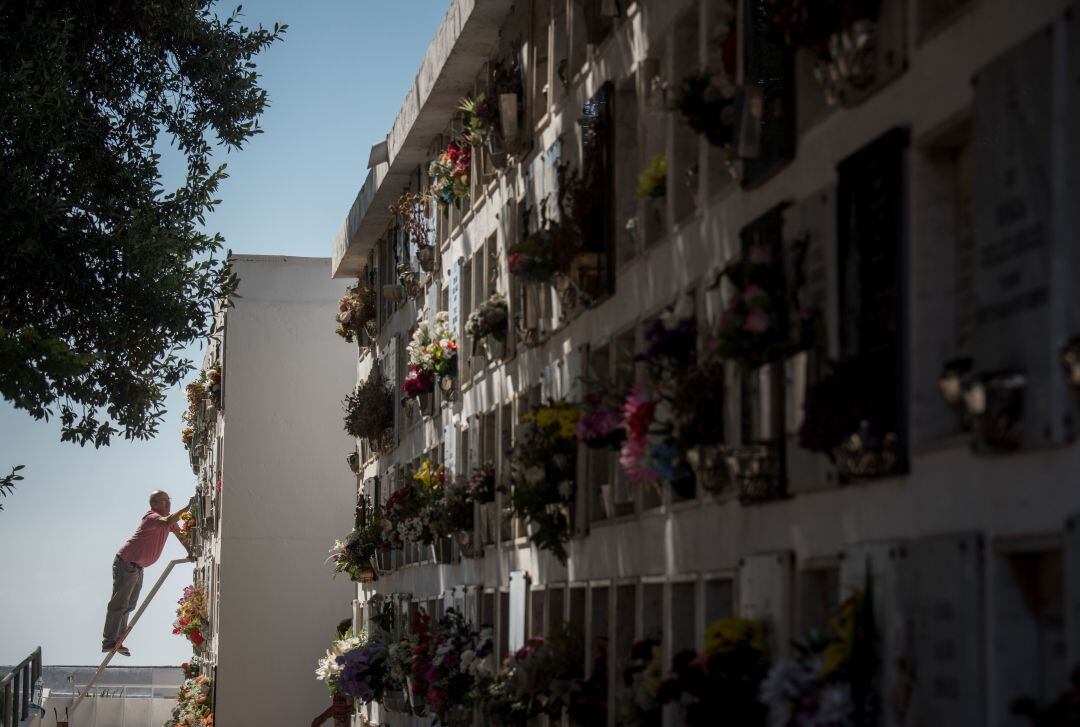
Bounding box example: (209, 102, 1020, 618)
(66, 558, 190, 722)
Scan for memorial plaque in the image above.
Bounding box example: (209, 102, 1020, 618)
(566, 347, 584, 403)
(509, 571, 528, 653)
(465, 585, 479, 627)
(1067, 514, 1080, 669)
(448, 259, 462, 343)
(738, 551, 794, 656)
(783, 188, 838, 493)
(742, 0, 795, 188)
(901, 533, 985, 725)
(973, 25, 1069, 446)
(467, 418, 480, 475)
(842, 541, 910, 727)
(545, 138, 562, 220)
(383, 336, 397, 392)
(444, 422, 457, 477)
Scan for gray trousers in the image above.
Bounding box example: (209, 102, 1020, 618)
(102, 555, 143, 648)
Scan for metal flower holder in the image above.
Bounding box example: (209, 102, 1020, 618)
(969, 371, 1026, 453)
(686, 444, 728, 494)
(723, 445, 782, 503)
(382, 686, 410, 714)
(833, 427, 899, 481)
(814, 19, 879, 106)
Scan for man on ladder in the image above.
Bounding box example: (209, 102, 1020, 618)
(101, 490, 194, 656)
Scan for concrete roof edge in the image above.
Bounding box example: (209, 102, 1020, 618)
(330, 0, 513, 279)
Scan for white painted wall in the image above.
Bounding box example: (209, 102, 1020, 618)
(336, 0, 1080, 725)
(209, 257, 357, 727)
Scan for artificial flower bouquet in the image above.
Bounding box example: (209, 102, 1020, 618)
(382, 482, 435, 547)
(658, 618, 770, 726)
(760, 580, 878, 726)
(206, 362, 221, 407)
(180, 656, 204, 680)
(672, 70, 740, 149)
(771, 0, 882, 105)
(343, 367, 394, 446)
(335, 634, 390, 705)
(620, 637, 664, 726)
(404, 313, 458, 399)
(642, 298, 699, 383)
(177, 511, 196, 547)
(459, 93, 500, 145)
(618, 382, 660, 489)
(465, 465, 497, 505)
(429, 140, 472, 208)
(382, 459, 445, 547)
(478, 623, 597, 724)
(315, 629, 367, 695)
(172, 584, 209, 650)
(465, 292, 509, 344)
(508, 232, 557, 283)
(576, 378, 628, 450)
(327, 519, 384, 582)
(636, 154, 668, 199)
(433, 475, 476, 541)
(717, 237, 820, 369)
(403, 364, 436, 398)
(409, 608, 494, 725)
(509, 401, 579, 563)
(335, 282, 377, 343)
(414, 458, 445, 491)
(165, 674, 213, 727)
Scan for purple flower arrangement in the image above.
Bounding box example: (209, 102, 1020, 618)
(336, 641, 389, 703)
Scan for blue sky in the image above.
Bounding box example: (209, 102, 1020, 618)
(0, 0, 449, 666)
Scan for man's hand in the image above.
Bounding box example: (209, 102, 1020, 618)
(163, 496, 194, 527)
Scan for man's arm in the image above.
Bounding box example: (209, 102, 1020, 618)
(152, 499, 192, 528)
(171, 528, 196, 561)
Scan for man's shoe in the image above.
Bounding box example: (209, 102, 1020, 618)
(102, 645, 131, 656)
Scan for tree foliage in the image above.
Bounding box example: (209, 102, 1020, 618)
(0, 2, 285, 446)
(0, 465, 25, 511)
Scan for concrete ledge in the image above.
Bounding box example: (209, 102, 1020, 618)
(332, 0, 514, 279)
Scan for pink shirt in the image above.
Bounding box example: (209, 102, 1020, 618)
(117, 510, 180, 568)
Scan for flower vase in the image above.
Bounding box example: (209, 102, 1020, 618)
(600, 484, 615, 519)
(498, 93, 520, 145)
(382, 687, 409, 714)
(723, 445, 782, 503)
(355, 565, 377, 584)
(346, 451, 360, 474)
(416, 245, 436, 272)
(406, 677, 426, 715)
(374, 549, 391, 574)
(456, 530, 478, 558)
(418, 390, 434, 414)
(685, 444, 726, 493)
(439, 374, 457, 399)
